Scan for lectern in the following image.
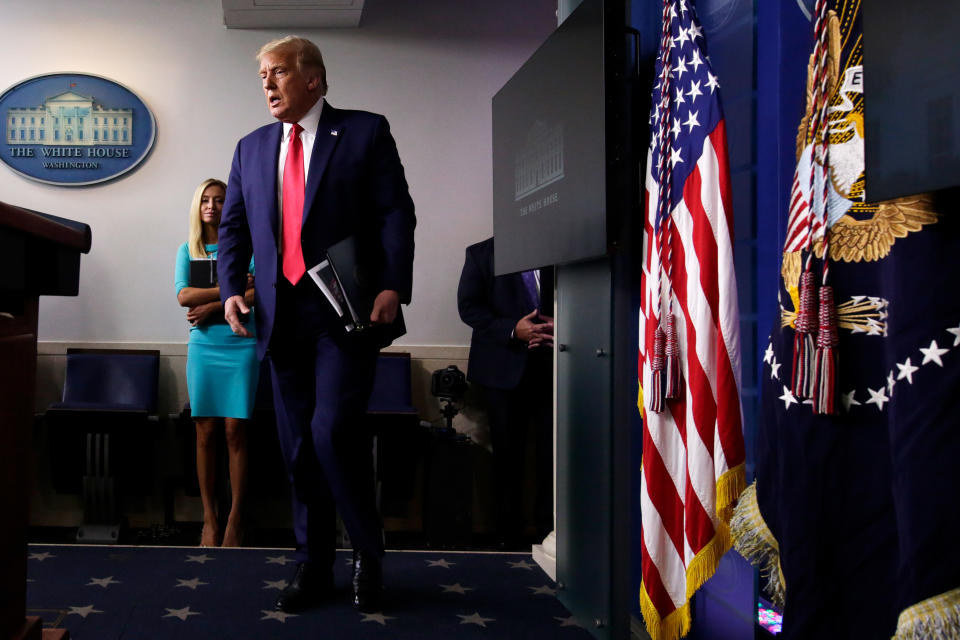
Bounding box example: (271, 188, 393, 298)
(0, 200, 90, 640)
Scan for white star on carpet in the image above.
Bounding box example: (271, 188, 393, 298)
(29, 552, 55, 562)
(426, 559, 454, 568)
(260, 609, 297, 623)
(185, 554, 213, 565)
(763, 343, 774, 364)
(440, 583, 473, 594)
(87, 576, 121, 588)
(175, 578, 208, 590)
(265, 555, 294, 565)
(458, 612, 495, 627)
(770, 359, 781, 380)
(262, 579, 288, 590)
(360, 612, 396, 625)
(920, 340, 949, 367)
(66, 604, 102, 618)
(529, 584, 558, 596)
(556, 615, 583, 627)
(947, 324, 960, 347)
(866, 387, 890, 411)
(897, 358, 919, 384)
(163, 606, 201, 621)
(841, 390, 861, 412)
(778, 385, 798, 409)
(508, 559, 535, 570)
(886, 371, 897, 396)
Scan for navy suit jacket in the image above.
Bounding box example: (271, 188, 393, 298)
(457, 237, 552, 390)
(218, 101, 416, 358)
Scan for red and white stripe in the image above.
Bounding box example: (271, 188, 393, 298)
(783, 145, 826, 253)
(638, 122, 745, 639)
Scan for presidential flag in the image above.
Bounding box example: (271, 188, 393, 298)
(637, 1, 746, 639)
(731, 1, 960, 638)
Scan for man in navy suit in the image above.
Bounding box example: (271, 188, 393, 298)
(218, 36, 415, 613)
(457, 237, 553, 549)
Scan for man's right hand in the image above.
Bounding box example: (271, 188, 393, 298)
(224, 295, 252, 337)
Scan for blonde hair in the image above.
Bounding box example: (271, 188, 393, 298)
(187, 178, 227, 259)
(256, 36, 328, 95)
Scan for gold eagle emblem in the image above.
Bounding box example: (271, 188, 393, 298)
(781, 6, 937, 330)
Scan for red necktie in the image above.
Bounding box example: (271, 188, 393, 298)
(282, 123, 306, 284)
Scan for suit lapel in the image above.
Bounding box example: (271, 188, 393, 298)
(262, 122, 283, 246)
(303, 101, 342, 228)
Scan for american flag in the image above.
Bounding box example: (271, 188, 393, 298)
(637, 1, 746, 639)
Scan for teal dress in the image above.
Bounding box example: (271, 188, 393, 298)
(175, 242, 258, 419)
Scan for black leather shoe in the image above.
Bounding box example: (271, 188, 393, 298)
(275, 562, 334, 612)
(352, 550, 383, 612)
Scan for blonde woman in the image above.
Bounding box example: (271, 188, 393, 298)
(174, 178, 257, 547)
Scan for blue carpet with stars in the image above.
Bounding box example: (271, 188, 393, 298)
(26, 544, 592, 639)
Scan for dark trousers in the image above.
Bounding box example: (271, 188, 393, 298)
(482, 351, 553, 542)
(268, 278, 383, 566)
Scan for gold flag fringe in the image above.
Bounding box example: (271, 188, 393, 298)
(894, 587, 960, 640)
(639, 464, 747, 640)
(730, 481, 785, 608)
(640, 581, 691, 640)
(716, 463, 747, 525)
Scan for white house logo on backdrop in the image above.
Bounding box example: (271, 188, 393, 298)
(514, 120, 564, 201)
(0, 73, 156, 186)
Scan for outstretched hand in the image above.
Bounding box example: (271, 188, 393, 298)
(224, 295, 252, 337)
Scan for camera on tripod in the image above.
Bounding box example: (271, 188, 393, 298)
(430, 365, 468, 432)
(431, 365, 468, 400)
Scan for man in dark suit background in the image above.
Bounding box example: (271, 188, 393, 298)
(218, 36, 415, 613)
(457, 237, 553, 549)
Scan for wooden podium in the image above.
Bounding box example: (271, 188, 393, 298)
(0, 200, 90, 640)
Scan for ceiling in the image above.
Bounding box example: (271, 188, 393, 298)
(221, 0, 365, 29)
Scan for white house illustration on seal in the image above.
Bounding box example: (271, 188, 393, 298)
(6, 90, 132, 146)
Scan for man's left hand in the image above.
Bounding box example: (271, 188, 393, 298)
(370, 290, 400, 325)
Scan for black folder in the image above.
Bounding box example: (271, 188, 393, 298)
(307, 236, 380, 332)
(188, 259, 218, 288)
(187, 258, 234, 325)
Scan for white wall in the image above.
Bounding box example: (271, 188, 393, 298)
(0, 0, 557, 346)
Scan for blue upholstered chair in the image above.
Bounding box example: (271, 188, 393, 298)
(365, 352, 424, 519)
(45, 348, 160, 542)
(367, 352, 418, 415)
